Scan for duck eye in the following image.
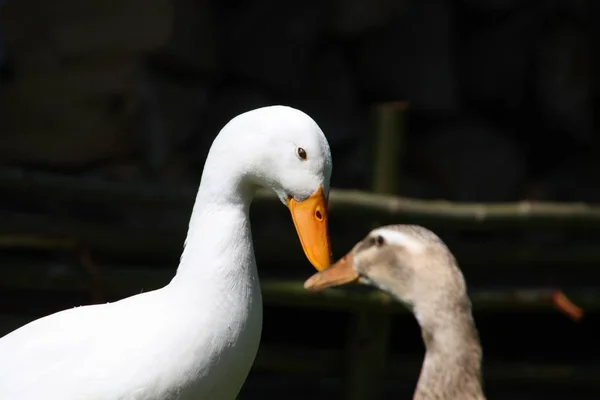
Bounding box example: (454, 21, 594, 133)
(297, 147, 307, 160)
(375, 235, 385, 247)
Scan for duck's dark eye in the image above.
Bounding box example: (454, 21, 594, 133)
(375, 235, 385, 247)
(297, 147, 307, 160)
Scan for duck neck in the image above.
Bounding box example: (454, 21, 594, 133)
(413, 299, 485, 400)
(168, 143, 258, 299)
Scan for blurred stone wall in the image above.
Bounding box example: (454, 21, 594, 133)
(0, 0, 596, 202)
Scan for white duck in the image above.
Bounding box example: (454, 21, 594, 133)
(0, 106, 333, 400)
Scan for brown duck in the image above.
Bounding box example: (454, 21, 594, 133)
(305, 225, 486, 400)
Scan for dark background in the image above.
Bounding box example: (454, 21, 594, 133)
(0, 0, 599, 399)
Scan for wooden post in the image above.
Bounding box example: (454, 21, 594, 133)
(344, 102, 408, 400)
(371, 102, 407, 194)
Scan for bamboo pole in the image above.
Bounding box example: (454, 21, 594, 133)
(325, 190, 600, 230)
(2, 167, 600, 230)
(344, 102, 408, 400)
(370, 102, 406, 195)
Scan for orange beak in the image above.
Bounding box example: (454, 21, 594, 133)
(286, 186, 332, 271)
(304, 246, 359, 291)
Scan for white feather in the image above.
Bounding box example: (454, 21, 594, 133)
(0, 105, 332, 400)
(374, 228, 425, 253)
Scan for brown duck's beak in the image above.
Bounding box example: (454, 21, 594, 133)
(304, 247, 359, 291)
(286, 186, 332, 271)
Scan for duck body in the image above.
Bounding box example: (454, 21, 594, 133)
(0, 289, 261, 400)
(0, 105, 333, 399)
(1, 205, 260, 400)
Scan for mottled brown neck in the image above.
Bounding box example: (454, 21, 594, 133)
(413, 304, 485, 400)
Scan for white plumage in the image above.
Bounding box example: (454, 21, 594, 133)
(0, 105, 333, 400)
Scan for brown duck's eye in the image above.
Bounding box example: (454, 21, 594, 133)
(297, 147, 307, 160)
(375, 235, 385, 247)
